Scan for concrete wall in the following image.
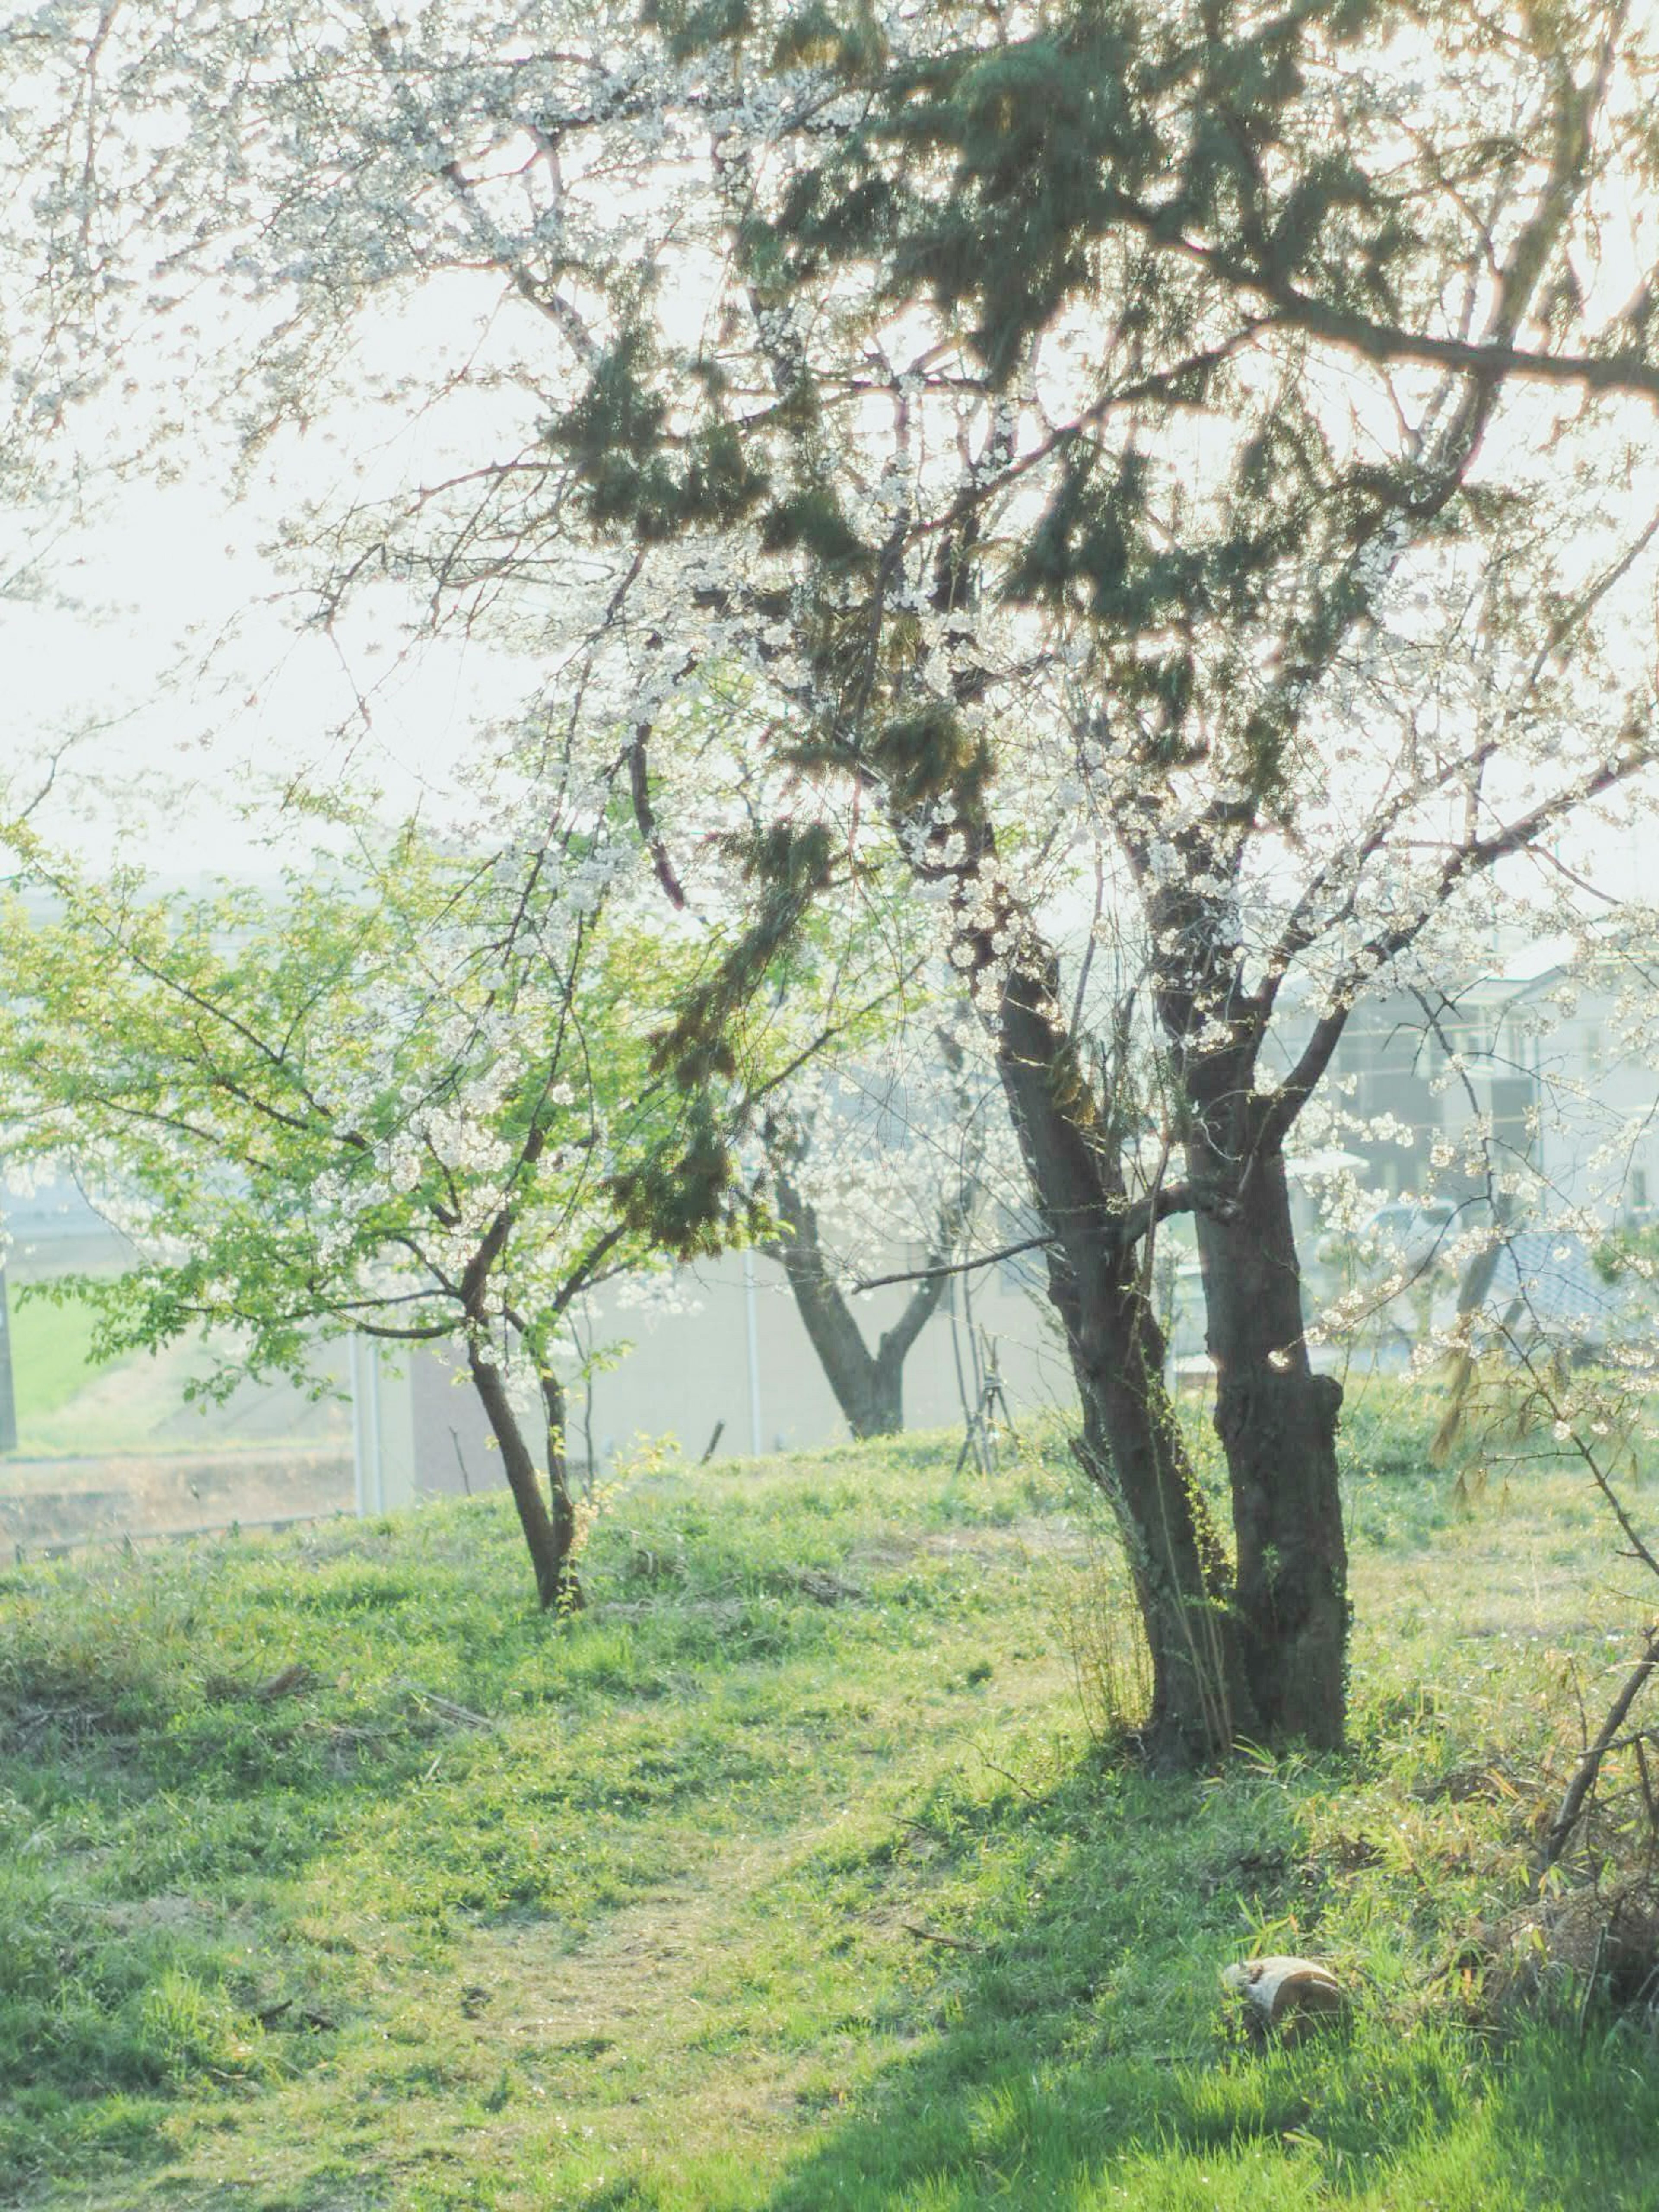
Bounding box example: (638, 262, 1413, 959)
(360, 1248, 1076, 1504)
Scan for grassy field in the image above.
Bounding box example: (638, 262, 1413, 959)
(3, 1403, 1659, 2210)
(5, 1284, 121, 1432)
(1, 1284, 350, 1463)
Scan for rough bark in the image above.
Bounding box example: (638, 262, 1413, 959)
(1188, 1122, 1347, 1748)
(467, 1343, 579, 1611)
(882, 778, 1258, 1762)
(539, 1367, 583, 1607)
(1136, 833, 1352, 1747)
(991, 959, 1257, 1767)
(1065, 1273, 1251, 1766)
(769, 1161, 952, 1440)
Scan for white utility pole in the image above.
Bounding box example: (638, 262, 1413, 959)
(742, 1250, 763, 1456)
(349, 1335, 385, 1515)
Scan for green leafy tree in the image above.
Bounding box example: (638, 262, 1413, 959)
(0, 809, 779, 1610)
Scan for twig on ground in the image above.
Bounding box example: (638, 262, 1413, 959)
(978, 1749, 1042, 1801)
(397, 1680, 497, 1731)
(896, 1920, 981, 1952)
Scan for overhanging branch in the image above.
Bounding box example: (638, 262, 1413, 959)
(851, 1176, 1221, 1294)
(1109, 185, 1659, 409)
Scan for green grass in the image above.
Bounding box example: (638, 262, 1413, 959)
(2, 1414, 1658, 2209)
(5, 1284, 124, 1430)
(1, 1283, 348, 1461)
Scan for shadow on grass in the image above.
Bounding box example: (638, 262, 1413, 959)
(0, 1481, 993, 2201)
(724, 1760, 1659, 2212)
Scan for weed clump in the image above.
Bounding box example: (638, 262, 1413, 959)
(1481, 1883, 1659, 2029)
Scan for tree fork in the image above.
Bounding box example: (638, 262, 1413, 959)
(986, 951, 1254, 1764)
(768, 1137, 959, 1440)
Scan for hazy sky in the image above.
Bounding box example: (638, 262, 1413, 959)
(4, 311, 548, 880)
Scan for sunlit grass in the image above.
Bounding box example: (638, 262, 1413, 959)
(1, 1407, 1656, 2209)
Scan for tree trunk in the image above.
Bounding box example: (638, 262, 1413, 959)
(1189, 1133, 1347, 1748)
(467, 1344, 579, 1611)
(539, 1367, 583, 1608)
(1064, 1260, 1254, 1766)
(991, 963, 1256, 1767)
(894, 785, 1255, 1761)
(770, 1164, 949, 1440)
(1432, 1193, 1518, 1463)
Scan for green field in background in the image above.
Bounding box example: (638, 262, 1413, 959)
(0, 1282, 349, 1461)
(3, 1283, 120, 1433)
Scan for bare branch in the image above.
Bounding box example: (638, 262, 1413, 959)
(852, 1233, 1055, 1296)
(1256, 743, 1653, 1157)
(629, 727, 687, 911)
(1540, 1626, 1659, 1877)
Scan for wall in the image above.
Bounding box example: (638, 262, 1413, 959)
(363, 1249, 1074, 1503)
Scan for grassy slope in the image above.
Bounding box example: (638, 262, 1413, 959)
(6, 1286, 121, 1431)
(1, 1415, 1657, 2211)
(2, 1285, 350, 1462)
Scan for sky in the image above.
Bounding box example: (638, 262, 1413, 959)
(4, 469, 531, 876)
(6, 5, 1657, 913)
(10, 443, 1648, 914)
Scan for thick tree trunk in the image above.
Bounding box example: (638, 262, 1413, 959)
(1064, 1262, 1254, 1766)
(892, 783, 1254, 1761)
(1189, 1135, 1347, 1747)
(467, 1344, 580, 1611)
(770, 1166, 947, 1440)
(991, 964, 1256, 1767)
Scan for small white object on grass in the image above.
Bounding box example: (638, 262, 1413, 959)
(1222, 1955, 1345, 2041)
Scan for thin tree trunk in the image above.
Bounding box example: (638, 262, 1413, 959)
(539, 1366, 583, 1607)
(1432, 1194, 1518, 1463)
(1189, 1131, 1347, 1748)
(467, 1343, 579, 1611)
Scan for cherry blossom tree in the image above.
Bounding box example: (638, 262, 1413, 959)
(759, 1015, 1027, 1439)
(8, 0, 1659, 1755)
(0, 792, 804, 1610)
